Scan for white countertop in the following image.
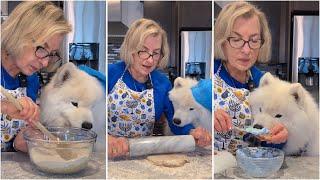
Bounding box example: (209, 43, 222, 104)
(1, 151, 106, 179)
(215, 156, 319, 179)
(108, 147, 212, 179)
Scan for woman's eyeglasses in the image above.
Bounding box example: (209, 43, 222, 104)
(35, 46, 61, 62)
(137, 50, 162, 61)
(227, 37, 264, 50)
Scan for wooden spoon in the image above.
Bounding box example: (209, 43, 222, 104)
(0, 86, 77, 160)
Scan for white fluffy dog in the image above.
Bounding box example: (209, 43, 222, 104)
(214, 150, 236, 174)
(249, 72, 319, 156)
(168, 77, 212, 132)
(40, 62, 105, 151)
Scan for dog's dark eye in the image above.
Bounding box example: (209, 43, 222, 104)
(275, 114, 282, 118)
(71, 101, 78, 107)
(259, 107, 262, 112)
(189, 108, 194, 111)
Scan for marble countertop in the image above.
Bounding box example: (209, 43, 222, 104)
(215, 156, 319, 179)
(1, 151, 106, 179)
(108, 147, 212, 179)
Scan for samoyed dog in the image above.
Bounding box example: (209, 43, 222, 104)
(249, 72, 319, 156)
(168, 77, 212, 133)
(214, 150, 236, 175)
(40, 62, 105, 151)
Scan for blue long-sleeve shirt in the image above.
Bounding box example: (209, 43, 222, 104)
(214, 59, 263, 89)
(1, 65, 39, 152)
(108, 61, 194, 135)
(1, 66, 39, 102)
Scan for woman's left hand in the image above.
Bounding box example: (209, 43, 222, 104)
(263, 123, 288, 144)
(190, 126, 212, 147)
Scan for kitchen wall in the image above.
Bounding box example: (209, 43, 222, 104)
(144, 1, 212, 76)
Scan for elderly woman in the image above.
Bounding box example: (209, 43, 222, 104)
(1, 1, 71, 152)
(214, 2, 288, 153)
(108, 18, 211, 158)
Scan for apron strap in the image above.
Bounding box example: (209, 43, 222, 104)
(122, 64, 154, 89)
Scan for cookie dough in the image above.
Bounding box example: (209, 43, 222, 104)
(245, 127, 270, 136)
(147, 154, 189, 167)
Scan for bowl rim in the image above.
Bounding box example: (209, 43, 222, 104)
(236, 146, 284, 161)
(23, 126, 97, 143)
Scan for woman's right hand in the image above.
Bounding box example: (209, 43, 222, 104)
(214, 109, 232, 133)
(1, 96, 40, 126)
(108, 135, 129, 159)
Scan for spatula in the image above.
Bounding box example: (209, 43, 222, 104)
(0, 86, 77, 160)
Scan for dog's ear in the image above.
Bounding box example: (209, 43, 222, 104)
(290, 83, 305, 108)
(173, 77, 184, 89)
(52, 62, 77, 87)
(259, 72, 274, 87)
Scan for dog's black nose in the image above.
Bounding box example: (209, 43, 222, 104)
(253, 124, 264, 129)
(173, 118, 181, 125)
(82, 122, 93, 129)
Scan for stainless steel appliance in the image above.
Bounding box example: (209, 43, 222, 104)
(290, 11, 319, 104)
(180, 29, 212, 80)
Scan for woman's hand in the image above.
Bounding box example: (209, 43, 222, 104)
(190, 126, 212, 147)
(108, 135, 129, 159)
(214, 109, 232, 133)
(262, 123, 288, 144)
(13, 127, 28, 152)
(1, 96, 40, 127)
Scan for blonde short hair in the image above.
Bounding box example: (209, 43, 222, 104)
(1, 1, 72, 58)
(214, 1, 271, 63)
(120, 18, 169, 69)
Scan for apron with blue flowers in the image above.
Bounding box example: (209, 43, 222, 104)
(108, 67, 155, 138)
(214, 63, 252, 154)
(1, 87, 27, 152)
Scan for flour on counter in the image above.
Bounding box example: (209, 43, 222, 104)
(29, 147, 90, 174)
(109, 148, 212, 179)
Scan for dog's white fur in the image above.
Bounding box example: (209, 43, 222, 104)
(249, 72, 319, 156)
(40, 62, 105, 151)
(214, 150, 237, 174)
(169, 77, 212, 132)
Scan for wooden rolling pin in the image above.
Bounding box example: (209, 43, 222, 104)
(0, 86, 57, 140)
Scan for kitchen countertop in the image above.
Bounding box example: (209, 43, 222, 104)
(215, 156, 319, 179)
(1, 151, 106, 179)
(108, 147, 212, 179)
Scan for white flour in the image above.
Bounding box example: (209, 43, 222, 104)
(29, 147, 90, 174)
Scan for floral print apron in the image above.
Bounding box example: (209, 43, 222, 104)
(108, 67, 155, 138)
(214, 63, 253, 154)
(1, 87, 27, 152)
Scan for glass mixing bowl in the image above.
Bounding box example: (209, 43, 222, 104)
(23, 127, 97, 174)
(236, 147, 284, 178)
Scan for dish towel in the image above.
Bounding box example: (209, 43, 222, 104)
(191, 79, 212, 112)
(78, 65, 106, 93)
